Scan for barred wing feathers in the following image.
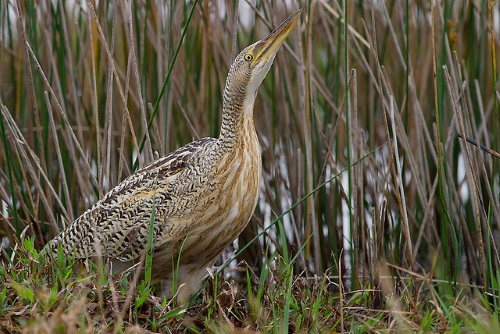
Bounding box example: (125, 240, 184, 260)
(49, 138, 218, 262)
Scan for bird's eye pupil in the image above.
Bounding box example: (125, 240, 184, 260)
(244, 54, 253, 61)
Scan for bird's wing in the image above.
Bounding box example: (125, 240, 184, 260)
(50, 137, 217, 260)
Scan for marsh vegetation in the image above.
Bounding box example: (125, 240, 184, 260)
(0, 0, 499, 332)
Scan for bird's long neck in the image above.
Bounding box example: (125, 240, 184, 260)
(219, 78, 257, 146)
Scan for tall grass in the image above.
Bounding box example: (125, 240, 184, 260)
(1, 0, 499, 332)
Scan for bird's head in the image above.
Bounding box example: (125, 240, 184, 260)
(225, 10, 301, 103)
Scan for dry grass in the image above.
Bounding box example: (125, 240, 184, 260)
(1, 0, 499, 332)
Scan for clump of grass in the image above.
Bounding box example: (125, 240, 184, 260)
(1, 0, 499, 332)
(2, 238, 499, 332)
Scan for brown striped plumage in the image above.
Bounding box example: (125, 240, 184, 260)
(48, 10, 301, 303)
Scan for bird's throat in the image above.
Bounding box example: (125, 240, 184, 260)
(219, 88, 257, 145)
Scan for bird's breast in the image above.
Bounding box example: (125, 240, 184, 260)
(182, 124, 262, 263)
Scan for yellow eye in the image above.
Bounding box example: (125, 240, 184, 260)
(244, 54, 253, 61)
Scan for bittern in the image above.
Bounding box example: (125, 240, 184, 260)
(48, 10, 301, 303)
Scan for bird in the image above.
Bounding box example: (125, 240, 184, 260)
(48, 9, 301, 304)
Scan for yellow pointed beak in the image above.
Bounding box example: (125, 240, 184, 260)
(251, 9, 301, 66)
